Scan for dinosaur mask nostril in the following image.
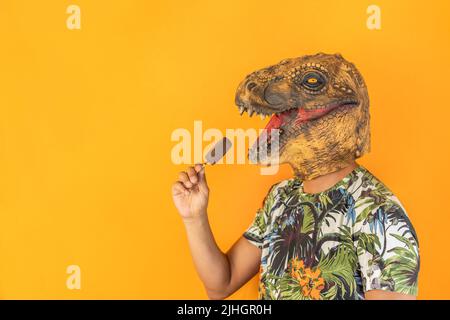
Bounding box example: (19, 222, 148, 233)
(264, 92, 285, 105)
(246, 82, 257, 91)
(264, 81, 290, 106)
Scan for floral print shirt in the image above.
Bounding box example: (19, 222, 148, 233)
(243, 165, 420, 300)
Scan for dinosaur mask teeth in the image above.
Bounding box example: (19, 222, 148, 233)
(237, 105, 272, 119)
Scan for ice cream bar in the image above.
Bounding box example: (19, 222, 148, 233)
(204, 137, 232, 165)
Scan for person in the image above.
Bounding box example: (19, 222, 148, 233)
(171, 53, 419, 300)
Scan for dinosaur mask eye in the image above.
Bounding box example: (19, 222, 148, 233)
(301, 72, 326, 90)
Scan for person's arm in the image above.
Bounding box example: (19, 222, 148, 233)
(172, 164, 261, 299)
(365, 290, 416, 300)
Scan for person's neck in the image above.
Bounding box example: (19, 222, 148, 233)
(301, 161, 358, 194)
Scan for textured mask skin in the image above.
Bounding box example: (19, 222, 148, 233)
(235, 53, 370, 180)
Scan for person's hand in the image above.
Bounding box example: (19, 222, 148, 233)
(172, 164, 209, 222)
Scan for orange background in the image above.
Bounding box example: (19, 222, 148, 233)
(0, 0, 449, 299)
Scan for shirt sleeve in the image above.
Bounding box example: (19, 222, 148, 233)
(243, 184, 278, 249)
(355, 200, 420, 296)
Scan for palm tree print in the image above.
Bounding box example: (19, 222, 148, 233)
(244, 165, 419, 300)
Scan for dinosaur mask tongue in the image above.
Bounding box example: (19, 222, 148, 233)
(262, 107, 337, 137)
(251, 105, 351, 161)
(249, 109, 297, 161)
(264, 112, 286, 131)
(262, 110, 294, 141)
(264, 106, 338, 132)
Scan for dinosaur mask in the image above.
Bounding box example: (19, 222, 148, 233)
(235, 53, 370, 180)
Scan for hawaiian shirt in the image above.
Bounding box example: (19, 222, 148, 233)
(243, 165, 420, 300)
